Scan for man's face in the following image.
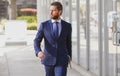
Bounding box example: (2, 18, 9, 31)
(50, 5, 62, 20)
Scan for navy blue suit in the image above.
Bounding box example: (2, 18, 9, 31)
(34, 19, 72, 76)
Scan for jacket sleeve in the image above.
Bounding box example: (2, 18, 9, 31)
(34, 23, 44, 57)
(66, 24, 72, 59)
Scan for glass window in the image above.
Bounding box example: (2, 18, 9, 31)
(89, 0, 99, 75)
(107, 0, 120, 76)
(79, 0, 87, 69)
(72, 0, 78, 63)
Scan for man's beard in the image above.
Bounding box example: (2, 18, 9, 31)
(52, 15, 59, 19)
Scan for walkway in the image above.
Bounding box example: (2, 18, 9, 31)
(0, 30, 81, 76)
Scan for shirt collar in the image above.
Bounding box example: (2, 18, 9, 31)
(51, 19, 61, 23)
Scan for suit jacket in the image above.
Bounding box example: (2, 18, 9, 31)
(34, 19, 72, 66)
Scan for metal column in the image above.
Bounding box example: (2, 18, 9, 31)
(86, 0, 90, 70)
(103, 0, 110, 76)
(37, 0, 43, 26)
(98, 0, 103, 76)
(69, 0, 72, 23)
(113, 0, 117, 11)
(76, 0, 80, 64)
(62, 0, 66, 20)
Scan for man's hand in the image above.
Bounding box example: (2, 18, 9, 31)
(38, 52, 45, 60)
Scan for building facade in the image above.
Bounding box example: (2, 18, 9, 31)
(37, 0, 120, 76)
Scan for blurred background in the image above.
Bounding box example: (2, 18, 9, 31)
(0, 0, 120, 76)
(0, 0, 37, 32)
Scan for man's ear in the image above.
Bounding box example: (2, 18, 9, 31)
(59, 10, 62, 15)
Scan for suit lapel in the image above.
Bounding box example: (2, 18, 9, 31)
(48, 20, 58, 41)
(58, 20, 64, 39)
(48, 20, 54, 37)
(42, 20, 54, 44)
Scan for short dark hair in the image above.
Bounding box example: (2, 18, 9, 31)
(51, 1, 63, 10)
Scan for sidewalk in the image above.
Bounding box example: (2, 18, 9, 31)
(0, 30, 81, 76)
(0, 45, 81, 76)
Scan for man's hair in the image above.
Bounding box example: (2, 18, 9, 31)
(51, 1, 63, 10)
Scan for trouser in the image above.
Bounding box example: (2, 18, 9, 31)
(44, 65, 67, 76)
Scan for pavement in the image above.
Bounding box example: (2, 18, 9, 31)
(0, 30, 81, 76)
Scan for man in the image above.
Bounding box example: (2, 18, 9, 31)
(34, 1, 72, 76)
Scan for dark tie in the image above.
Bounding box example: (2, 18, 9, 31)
(53, 22, 59, 39)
